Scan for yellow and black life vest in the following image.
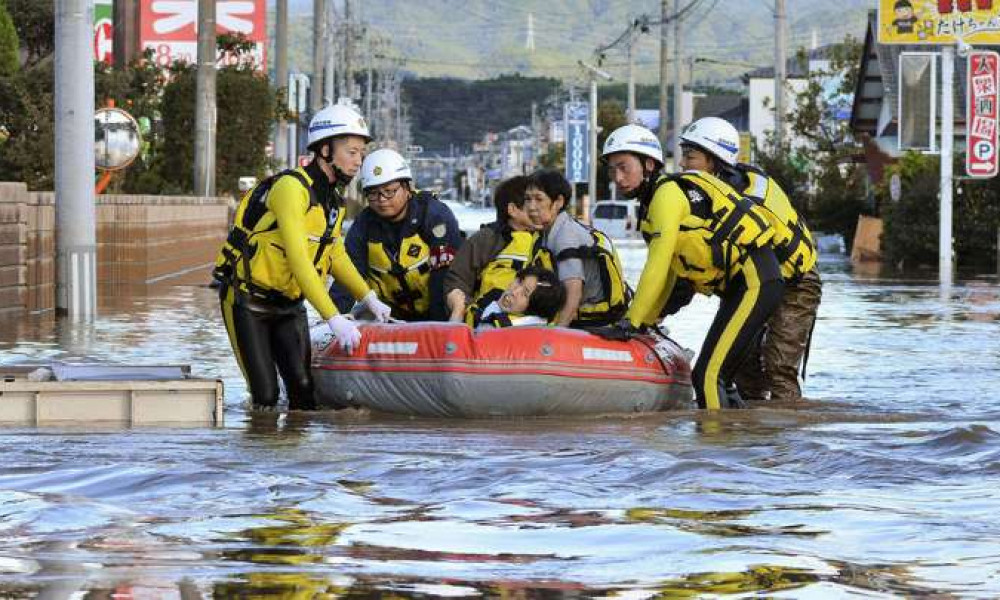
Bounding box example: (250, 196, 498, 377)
(464, 228, 539, 327)
(738, 165, 817, 279)
(643, 171, 777, 294)
(362, 191, 439, 321)
(212, 168, 343, 304)
(535, 219, 631, 326)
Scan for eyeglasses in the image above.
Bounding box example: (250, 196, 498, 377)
(365, 184, 402, 202)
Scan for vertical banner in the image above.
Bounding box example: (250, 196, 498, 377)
(564, 102, 590, 184)
(140, 0, 267, 70)
(94, 0, 114, 64)
(899, 53, 937, 151)
(967, 50, 999, 178)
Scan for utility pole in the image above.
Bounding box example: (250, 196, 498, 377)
(658, 0, 670, 151)
(344, 0, 354, 100)
(366, 36, 375, 120)
(627, 28, 636, 122)
(579, 61, 613, 214)
(311, 0, 326, 112)
(323, 0, 335, 104)
(395, 76, 402, 146)
(672, 0, 683, 171)
(194, 0, 216, 197)
(531, 101, 539, 169)
(112, 0, 139, 69)
(774, 0, 787, 149)
(275, 0, 288, 169)
(940, 45, 955, 285)
(55, 0, 97, 318)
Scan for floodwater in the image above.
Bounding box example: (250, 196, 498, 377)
(1, 247, 1000, 598)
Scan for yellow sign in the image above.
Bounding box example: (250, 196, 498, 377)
(878, 0, 1000, 45)
(738, 132, 752, 164)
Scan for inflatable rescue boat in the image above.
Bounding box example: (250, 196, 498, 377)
(312, 323, 693, 418)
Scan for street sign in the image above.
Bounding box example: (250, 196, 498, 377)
(967, 50, 999, 178)
(877, 0, 1000, 45)
(140, 0, 267, 70)
(564, 102, 589, 184)
(890, 173, 902, 202)
(94, 0, 113, 64)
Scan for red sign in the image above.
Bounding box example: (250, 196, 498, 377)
(94, 19, 113, 64)
(967, 50, 999, 178)
(140, 0, 267, 70)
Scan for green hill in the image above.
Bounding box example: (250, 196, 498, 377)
(279, 0, 871, 85)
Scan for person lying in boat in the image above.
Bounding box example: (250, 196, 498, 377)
(444, 175, 540, 326)
(524, 169, 630, 328)
(477, 265, 566, 329)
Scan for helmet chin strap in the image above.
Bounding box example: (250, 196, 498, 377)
(623, 160, 659, 201)
(318, 139, 351, 185)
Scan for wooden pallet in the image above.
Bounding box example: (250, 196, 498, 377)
(0, 366, 223, 426)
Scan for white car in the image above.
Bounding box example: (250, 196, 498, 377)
(591, 199, 639, 240)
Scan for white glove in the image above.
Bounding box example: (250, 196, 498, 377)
(326, 314, 362, 353)
(361, 290, 392, 323)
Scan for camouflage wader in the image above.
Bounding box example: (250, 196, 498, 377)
(734, 267, 822, 403)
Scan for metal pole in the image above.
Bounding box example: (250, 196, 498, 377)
(531, 101, 539, 169)
(395, 75, 402, 145)
(112, 0, 139, 68)
(627, 30, 636, 122)
(311, 0, 326, 112)
(658, 0, 669, 151)
(275, 0, 288, 169)
(774, 0, 787, 150)
(589, 76, 598, 213)
(579, 61, 612, 213)
(193, 0, 216, 197)
(940, 45, 954, 284)
(366, 37, 374, 120)
(324, 0, 334, 104)
(55, 0, 97, 318)
(672, 0, 683, 171)
(345, 0, 354, 100)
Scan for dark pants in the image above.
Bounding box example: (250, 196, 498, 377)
(220, 285, 316, 410)
(692, 247, 784, 410)
(735, 267, 822, 403)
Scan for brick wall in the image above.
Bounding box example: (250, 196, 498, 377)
(0, 183, 231, 315)
(0, 183, 29, 317)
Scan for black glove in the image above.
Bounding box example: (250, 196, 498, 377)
(589, 318, 639, 342)
(661, 278, 695, 317)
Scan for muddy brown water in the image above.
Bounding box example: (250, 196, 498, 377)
(1, 252, 999, 598)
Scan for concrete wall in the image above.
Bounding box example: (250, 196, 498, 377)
(0, 182, 230, 316)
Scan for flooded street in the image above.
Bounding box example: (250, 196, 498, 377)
(2, 250, 1000, 598)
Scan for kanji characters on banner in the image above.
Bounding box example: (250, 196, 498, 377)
(967, 50, 999, 178)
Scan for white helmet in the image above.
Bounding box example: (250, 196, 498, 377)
(680, 117, 740, 166)
(307, 104, 371, 149)
(360, 148, 413, 190)
(602, 124, 663, 165)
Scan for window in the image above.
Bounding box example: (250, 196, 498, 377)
(594, 204, 628, 219)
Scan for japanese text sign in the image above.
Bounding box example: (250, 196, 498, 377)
(878, 0, 1000, 45)
(967, 50, 999, 177)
